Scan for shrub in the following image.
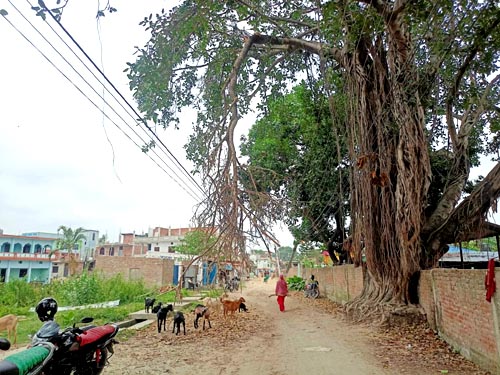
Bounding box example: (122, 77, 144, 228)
(287, 276, 305, 291)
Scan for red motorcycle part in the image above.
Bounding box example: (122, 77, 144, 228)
(78, 325, 118, 347)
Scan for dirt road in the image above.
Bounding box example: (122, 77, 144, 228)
(105, 278, 487, 375)
(0, 278, 486, 374)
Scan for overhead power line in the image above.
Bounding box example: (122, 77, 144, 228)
(1, 3, 203, 202)
(38, 1, 207, 199)
(3, 1, 206, 202)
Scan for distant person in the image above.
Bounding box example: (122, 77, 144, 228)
(274, 274, 288, 312)
(308, 274, 319, 287)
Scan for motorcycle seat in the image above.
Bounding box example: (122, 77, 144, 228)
(0, 345, 51, 375)
(78, 325, 118, 347)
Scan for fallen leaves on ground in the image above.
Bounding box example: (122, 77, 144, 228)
(301, 293, 489, 375)
(115, 307, 274, 369)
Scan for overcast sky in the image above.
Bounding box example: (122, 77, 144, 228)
(0, 1, 497, 247)
(0, 0, 294, 247)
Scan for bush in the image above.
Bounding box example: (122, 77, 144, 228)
(287, 276, 305, 291)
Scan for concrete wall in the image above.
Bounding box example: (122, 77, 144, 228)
(94, 256, 174, 287)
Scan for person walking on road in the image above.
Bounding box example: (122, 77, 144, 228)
(275, 274, 288, 312)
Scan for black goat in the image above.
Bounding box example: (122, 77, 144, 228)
(239, 302, 248, 313)
(145, 298, 156, 313)
(194, 304, 211, 330)
(187, 279, 198, 291)
(157, 304, 173, 333)
(172, 311, 186, 335)
(152, 302, 163, 314)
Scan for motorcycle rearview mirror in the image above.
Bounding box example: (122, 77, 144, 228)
(0, 338, 11, 351)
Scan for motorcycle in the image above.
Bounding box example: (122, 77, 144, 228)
(0, 316, 119, 375)
(304, 282, 320, 299)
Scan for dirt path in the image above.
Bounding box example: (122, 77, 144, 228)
(105, 278, 486, 375)
(0, 278, 487, 374)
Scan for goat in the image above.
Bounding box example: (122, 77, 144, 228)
(172, 311, 186, 335)
(239, 302, 248, 313)
(145, 298, 156, 313)
(202, 297, 222, 314)
(0, 314, 18, 345)
(152, 302, 163, 314)
(187, 279, 198, 291)
(157, 304, 173, 333)
(193, 304, 211, 330)
(220, 297, 246, 317)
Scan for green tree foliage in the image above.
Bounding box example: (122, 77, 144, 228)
(241, 83, 350, 247)
(176, 229, 218, 259)
(55, 225, 86, 253)
(127, 1, 500, 315)
(276, 246, 294, 262)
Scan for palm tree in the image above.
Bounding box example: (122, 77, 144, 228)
(54, 226, 87, 276)
(98, 234, 108, 245)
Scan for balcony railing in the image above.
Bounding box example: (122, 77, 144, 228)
(0, 252, 51, 261)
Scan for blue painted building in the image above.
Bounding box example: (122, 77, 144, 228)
(0, 232, 57, 283)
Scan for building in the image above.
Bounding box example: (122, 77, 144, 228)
(0, 231, 57, 283)
(249, 250, 274, 277)
(23, 229, 99, 261)
(95, 226, 219, 286)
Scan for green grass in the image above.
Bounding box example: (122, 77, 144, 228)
(0, 274, 227, 345)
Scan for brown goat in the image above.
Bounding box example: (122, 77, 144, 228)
(220, 297, 246, 317)
(194, 305, 211, 330)
(0, 314, 18, 346)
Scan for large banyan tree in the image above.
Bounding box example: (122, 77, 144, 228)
(127, 0, 500, 315)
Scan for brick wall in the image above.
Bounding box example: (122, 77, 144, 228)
(94, 256, 174, 287)
(420, 268, 500, 374)
(297, 265, 500, 374)
(300, 265, 363, 303)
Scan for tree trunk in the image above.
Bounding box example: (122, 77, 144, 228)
(344, 15, 431, 313)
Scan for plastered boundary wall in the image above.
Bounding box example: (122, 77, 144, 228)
(292, 265, 500, 374)
(94, 256, 174, 288)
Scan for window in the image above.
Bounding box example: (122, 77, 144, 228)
(19, 269, 28, 278)
(99, 247, 105, 255)
(168, 246, 175, 253)
(92, 233, 96, 241)
(109, 247, 115, 256)
(23, 244, 31, 253)
(34, 244, 42, 253)
(148, 244, 152, 251)
(52, 265, 59, 273)
(154, 246, 160, 252)
(1, 243, 10, 252)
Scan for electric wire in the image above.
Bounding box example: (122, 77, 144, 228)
(21, 0, 205, 199)
(1, 5, 202, 202)
(39, 2, 207, 198)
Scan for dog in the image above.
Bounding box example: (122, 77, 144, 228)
(239, 302, 248, 313)
(220, 297, 246, 317)
(157, 304, 173, 333)
(0, 314, 18, 345)
(172, 311, 186, 335)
